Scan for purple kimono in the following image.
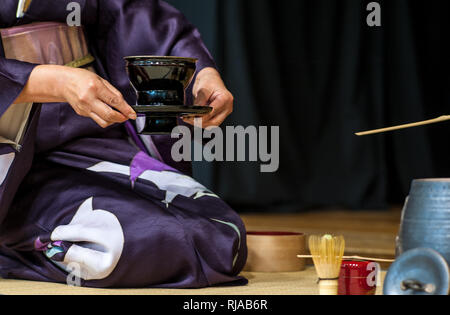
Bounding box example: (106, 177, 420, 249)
(0, 0, 247, 288)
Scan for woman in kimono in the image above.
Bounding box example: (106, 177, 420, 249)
(0, 0, 247, 288)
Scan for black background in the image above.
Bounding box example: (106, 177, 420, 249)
(167, 0, 449, 213)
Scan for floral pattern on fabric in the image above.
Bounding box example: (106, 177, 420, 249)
(34, 237, 70, 262)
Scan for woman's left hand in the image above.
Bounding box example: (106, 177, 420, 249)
(183, 67, 234, 128)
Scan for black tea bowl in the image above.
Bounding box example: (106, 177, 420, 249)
(124, 56, 198, 134)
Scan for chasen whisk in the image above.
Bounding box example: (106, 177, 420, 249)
(309, 234, 345, 295)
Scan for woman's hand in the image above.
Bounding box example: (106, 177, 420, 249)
(183, 67, 234, 128)
(16, 65, 136, 128)
(60, 67, 136, 128)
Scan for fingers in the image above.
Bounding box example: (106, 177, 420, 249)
(89, 112, 112, 129)
(64, 68, 136, 126)
(206, 109, 232, 127)
(183, 109, 228, 128)
(194, 88, 211, 106)
(72, 99, 127, 129)
(101, 78, 122, 96)
(185, 92, 233, 128)
(90, 100, 128, 128)
(99, 79, 137, 120)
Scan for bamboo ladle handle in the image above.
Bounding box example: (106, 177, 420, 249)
(355, 115, 450, 136)
(297, 255, 394, 263)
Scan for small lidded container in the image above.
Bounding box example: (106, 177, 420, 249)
(244, 231, 307, 273)
(338, 260, 378, 295)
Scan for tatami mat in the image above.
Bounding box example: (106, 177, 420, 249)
(0, 267, 386, 295)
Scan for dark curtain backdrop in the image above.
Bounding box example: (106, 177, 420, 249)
(166, 0, 449, 212)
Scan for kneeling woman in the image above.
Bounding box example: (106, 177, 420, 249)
(0, 0, 247, 288)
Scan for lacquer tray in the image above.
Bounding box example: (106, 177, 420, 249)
(133, 105, 213, 117)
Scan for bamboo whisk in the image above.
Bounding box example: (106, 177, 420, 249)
(309, 234, 345, 295)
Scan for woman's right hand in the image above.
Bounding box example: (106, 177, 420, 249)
(15, 65, 136, 128)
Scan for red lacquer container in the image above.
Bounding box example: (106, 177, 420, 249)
(338, 260, 378, 295)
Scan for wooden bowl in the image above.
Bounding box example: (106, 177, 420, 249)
(244, 231, 307, 273)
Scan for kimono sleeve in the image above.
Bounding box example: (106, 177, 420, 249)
(150, 0, 217, 72)
(1, 0, 38, 117)
(0, 57, 40, 225)
(92, 0, 216, 70)
(0, 57, 36, 117)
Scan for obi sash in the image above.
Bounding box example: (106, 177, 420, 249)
(1, 22, 94, 69)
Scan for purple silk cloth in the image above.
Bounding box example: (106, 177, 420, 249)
(0, 0, 247, 289)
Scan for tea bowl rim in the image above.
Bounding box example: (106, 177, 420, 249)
(124, 55, 198, 64)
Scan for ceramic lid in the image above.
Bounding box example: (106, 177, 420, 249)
(383, 248, 450, 295)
